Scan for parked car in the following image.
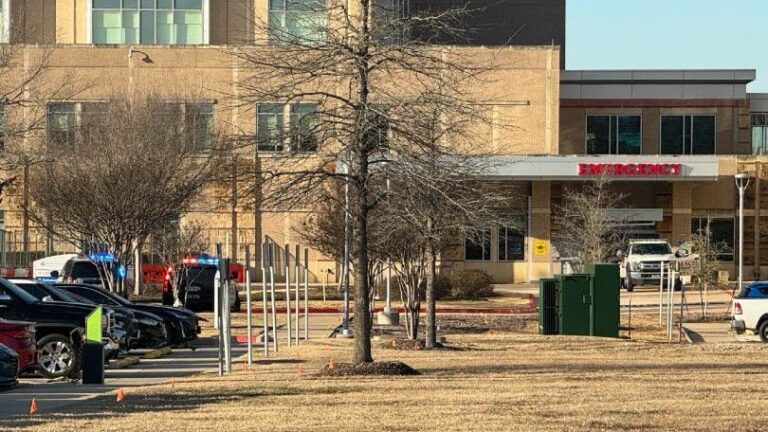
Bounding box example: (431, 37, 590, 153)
(619, 239, 682, 292)
(732, 283, 768, 341)
(56, 257, 106, 286)
(17, 280, 167, 350)
(0, 318, 36, 374)
(0, 279, 111, 378)
(163, 257, 240, 313)
(56, 284, 200, 347)
(10, 279, 135, 356)
(0, 343, 18, 388)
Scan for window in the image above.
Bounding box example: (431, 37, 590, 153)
(586, 115, 641, 154)
(691, 217, 734, 261)
(372, 0, 410, 44)
(47, 103, 77, 146)
(498, 224, 524, 261)
(184, 102, 214, 152)
(289, 104, 318, 151)
(268, 0, 327, 44)
(257, 103, 319, 153)
(465, 230, 491, 261)
(92, 0, 206, 45)
(257, 104, 285, 152)
(752, 113, 768, 155)
(661, 115, 715, 154)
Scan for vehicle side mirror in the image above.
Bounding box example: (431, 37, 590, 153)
(42, 295, 54, 303)
(50, 270, 59, 278)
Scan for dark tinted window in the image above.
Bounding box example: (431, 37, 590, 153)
(71, 261, 101, 279)
(61, 286, 118, 306)
(630, 243, 672, 255)
(181, 266, 217, 287)
(16, 283, 49, 300)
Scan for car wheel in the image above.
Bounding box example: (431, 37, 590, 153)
(626, 278, 634, 292)
(758, 320, 768, 342)
(37, 334, 80, 379)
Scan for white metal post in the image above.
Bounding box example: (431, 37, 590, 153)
(215, 244, 224, 376)
(659, 261, 664, 325)
(386, 258, 392, 310)
(261, 242, 269, 357)
(342, 179, 351, 336)
(735, 173, 750, 296)
(295, 244, 300, 344)
(304, 248, 309, 341)
(245, 245, 253, 365)
(284, 244, 292, 347)
(667, 267, 674, 341)
(269, 243, 278, 353)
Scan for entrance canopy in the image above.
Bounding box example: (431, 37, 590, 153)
(482, 155, 719, 182)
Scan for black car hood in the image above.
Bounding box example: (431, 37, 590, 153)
(130, 304, 197, 321)
(130, 308, 164, 323)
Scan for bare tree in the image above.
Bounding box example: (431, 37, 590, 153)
(552, 176, 629, 268)
(228, 0, 508, 363)
(28, 95, 218, 296)
(686, 221, 730, 318)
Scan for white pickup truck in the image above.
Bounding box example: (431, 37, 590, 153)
(731, 283, 768, 341)
(619, 239, 681, 292)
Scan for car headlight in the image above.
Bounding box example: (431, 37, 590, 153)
(630, 262, 640, 271)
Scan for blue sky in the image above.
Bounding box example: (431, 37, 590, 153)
(566, 0, 767, 92)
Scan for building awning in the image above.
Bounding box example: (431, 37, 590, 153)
(481, 155, 720, 182)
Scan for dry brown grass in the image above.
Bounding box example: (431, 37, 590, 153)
(4, 314, 768, 431)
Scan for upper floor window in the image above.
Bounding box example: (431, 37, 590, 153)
(257, 103, 319, 153)
(372, 0, 410, 44)
(268, 0, 327, 44)
(586, 115, 641, 155)
(661, 115, 715, 155)
(183, 102, 214, 152)
(48, 103, 77, 146)
(752, 113, 768, 155)
(91, 0, 207, 45)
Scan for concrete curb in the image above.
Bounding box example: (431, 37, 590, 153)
(141, 346, 172, 360)
(107, 356, 140, 369)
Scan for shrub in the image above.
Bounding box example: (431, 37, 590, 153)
(448, 269, 494, 299)
(433, 274, 452, 300)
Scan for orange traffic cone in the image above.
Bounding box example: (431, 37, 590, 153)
(391, 339, 397, 348)
(29, 398, 38, 415)
(116, 388, 125, 402)
(328, 358, 334, 370)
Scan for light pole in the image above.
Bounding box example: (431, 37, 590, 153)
(735, 172, 751, 296)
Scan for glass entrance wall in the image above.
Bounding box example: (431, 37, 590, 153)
(92, 0, 207, 45)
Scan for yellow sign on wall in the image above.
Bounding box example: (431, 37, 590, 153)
(533, 239, 548, 256)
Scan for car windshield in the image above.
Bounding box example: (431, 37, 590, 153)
(94, 287, 132, 306)
(181, 266, 217, 286)
(631, 243, 672, 255)
(0, 279, 40, 304)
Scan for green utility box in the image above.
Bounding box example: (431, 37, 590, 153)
(539, 279, 559, 335)
(538, 263, 620, 338)
(559, 274, 592, 336)
(585, 263, 620, 338)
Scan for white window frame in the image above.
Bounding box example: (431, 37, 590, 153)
(584, 114, 643, 155)
(1, 0, 10, 43)
(86, 0, 210, 45)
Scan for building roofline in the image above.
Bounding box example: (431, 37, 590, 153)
(562, 69, 756, 85)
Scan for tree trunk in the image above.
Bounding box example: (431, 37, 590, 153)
(408, 308, 420, 340)
(425, 217, 437, 348)
(352, 154, 373, 364)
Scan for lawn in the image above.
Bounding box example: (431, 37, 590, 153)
(4, 314, 767, 431)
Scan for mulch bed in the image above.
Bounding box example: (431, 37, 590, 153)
(319, 361, 421, 377)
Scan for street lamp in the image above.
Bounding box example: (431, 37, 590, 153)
(735, 172, 751, 295)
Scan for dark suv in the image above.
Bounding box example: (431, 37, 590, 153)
(163, 260, 240, 313)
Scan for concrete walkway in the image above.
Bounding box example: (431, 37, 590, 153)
(682, 322, 763, 343)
